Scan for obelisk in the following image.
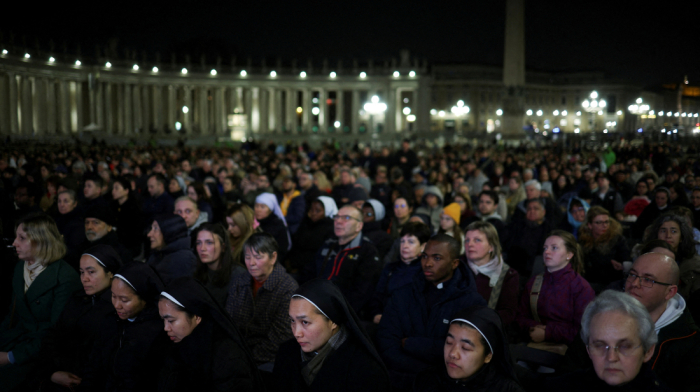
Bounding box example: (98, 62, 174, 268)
(501, 0, 525, 138)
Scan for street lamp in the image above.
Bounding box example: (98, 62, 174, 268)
(363, 95, 387, 133)
(628, 97, 650, 131)
(582, 91, 606, 132)
(451, 100, 470, 116)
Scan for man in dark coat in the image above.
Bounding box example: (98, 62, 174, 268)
(590, 173, 624, 216)
(142, 174, 175, 224)
(65, 205, 133, 270)
(393, 139, 419, 182)
(81, 174, 109, 210)
(376, 234, 487, 389)
(505, 198, 555, 277)
(298, 171, 324, 212)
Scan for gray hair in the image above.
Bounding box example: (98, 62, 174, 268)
(580, 290, 657, 352)
(524, 179, 541, 190)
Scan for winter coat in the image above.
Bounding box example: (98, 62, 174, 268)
(66, 230, 133, 272)
(415, 186, 444, 232)
(367, 257, 423, 319)
(142, 192, 175, 224)
(505, 219, 555, 277)
(414, 364, 524, 392)
(147, 237, 197, 285)
(544, 365, 673, 392)
(467, 263, 520, 327)
(278, 192, 305, 234)
(257, 213, 290, 263)
(632, 203, 668, 239)
(287, 216, 334, 277)
(590, 189, 624, 214)
(54, 207, 85, 260)
(0, 260, 81, 391)
(363, 221, 394, 260)
(273, 336, 390, 392)
(225, 264, 298, 364)
(376, 264, 486, 389)
(111, 197, 145, 258)
(582, 234, 629, 290)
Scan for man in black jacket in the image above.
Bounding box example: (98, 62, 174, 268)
(591, 173, 624, 216)
(66, 205, 133, 270)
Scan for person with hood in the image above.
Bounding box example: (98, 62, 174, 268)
(158, 277, 264, 391)
(168, 176, 186, 200)
(111, 177, 144, 258)
(39, 245, 123, 390)
(632, 187, 671, 239)
(66, 204, 133, 271)
(147, 213, 197, 285)
(287, 196, 337, 279)
(54, 189, 85, 259)
(579, 206, 630, 292)
(560, 197, 590, 239)
(174, 196, 208, 237)
(376, 234, 486, 389)
(254, 192, 291, 263)
(362, 199, 394, 260)
(79, 262, 168, 392)
(414, 306, 524, 392)
(416, 186, 444, 233)
(273, 279, 390, 391)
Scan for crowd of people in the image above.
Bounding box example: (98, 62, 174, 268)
(1, 137, 700, 391)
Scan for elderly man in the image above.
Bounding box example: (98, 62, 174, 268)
(511, 179, 563, 225)
(310, 205, 381, 314)
(298, 171, 323, 211)
(174, 196, 208, 235)
(66, 205, 133, 271)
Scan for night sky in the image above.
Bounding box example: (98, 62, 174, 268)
(3, 0, 699, 87)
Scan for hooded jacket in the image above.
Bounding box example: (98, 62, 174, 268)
(559, 197, 590, 239)
(148, 214, 197, 285)
(416, 186, 444, 232)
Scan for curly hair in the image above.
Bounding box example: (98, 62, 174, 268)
(644, 212, 697, 262)
(578, 206, 623, 255)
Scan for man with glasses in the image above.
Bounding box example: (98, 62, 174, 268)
(313, 205, 381, 315)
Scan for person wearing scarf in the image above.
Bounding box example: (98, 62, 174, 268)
(273, 279, 390, 391)
(414, 306, 525, 392)
(158, 277, 264, 391)
(0, 213, 81, 392)
(255, 192, 292, 262)
(39, 244, 124, 390)
(79, 262, 168, 392)
(463, 221, 519, 327)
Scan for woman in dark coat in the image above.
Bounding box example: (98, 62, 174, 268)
(0, 213, 82, 392)
(414, 307, 524, 392)
(80, 262, 168, 392)
(286, 196, 336, 276)
(273, 279, 390, 392)
(54, 189, 85, 260)
(147, 213, 197, 285)
(39, 245, 123, 390)
(157, 277, 264, 392)
(254, 193, 291, 263)
(578, 206, 630, 292)
(632, 187, 671, 239)
(111, 177, 145, 258)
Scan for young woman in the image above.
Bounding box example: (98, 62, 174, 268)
(623, 178, 652, 218)
(414, 307, 524, 392)
(579, 206, 630, 292)
(438, 202, 464, 254)
(193, 223, 246, 307)
(226, 203, 258, 267)
(111, 176, 144, 257)
(187, 183, 214, 223)
(146, 213, 197, 285)
(463, 221, 519, 327)
(158, 277, 264, 391)
(0, 213, 81, 391)
(516, 230, 595, 345)
(273, 279, 389, 391)
(41, 245, 123, 390)
(254, 192, 291, 262)
(388, 196, 414, 239)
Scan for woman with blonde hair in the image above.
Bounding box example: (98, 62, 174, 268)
(225, 204, 259, 267)
(0, 213, 81, 391)
(313, 171, 332, 194)
(578, 206, 630, 292)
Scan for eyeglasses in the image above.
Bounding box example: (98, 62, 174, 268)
(626, 272, 673, 288)
(333, 215, 361, 222)
(587, 342, 642, 357)
(394, 204, 407, 209)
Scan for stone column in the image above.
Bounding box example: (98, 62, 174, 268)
(272, 88, 282, 132)
(88, 78, 96, 127)
(95, 80, 104, 131)
(197, 86, 209, 135)
(285, 88, 295, 132)
(501, 0, 526, 138)
(167, 85, 176, 133)
(141, 84, 151, 134)
(75, 81, 85, 133)
(336, 89, 344, 131)
(395, 88, 403, 132)
(386, 87, 396, 133)
(124, 84, 133, 135)
(33, 77, 47, 134)
(250, 87, 259, 134)
(318, 88, 327, 132)
(351, 89, 361, 134)
(132, 85, 142, 133)
(105, 82, 113, 134)
(417, 81, 430, 132)
(152, 85, 163, 134)
(0, 73, 8, 134)
(116, 83, 124, 135)
(183, 86, 192, 135)
(302, 88, 311, 132)
(21, 76, 33, 135)
(8, 72, 19, 134)
(214, 87, 224, 135)
(259, 88, 269, 133)
(47, 79, 57, 134)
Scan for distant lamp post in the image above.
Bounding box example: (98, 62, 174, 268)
(628, 97, 650, 131)
(363, 95, 387, 133)
(451, 100, 470, 116)
(582, 91, 606, 131)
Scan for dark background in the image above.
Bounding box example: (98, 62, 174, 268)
(2, 0, 699, 86)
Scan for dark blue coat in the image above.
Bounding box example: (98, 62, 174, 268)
(367, 257, 422, 319)
(376, 263, 485, 388)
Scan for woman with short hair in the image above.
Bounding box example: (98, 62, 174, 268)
(579, 206, 630, 292)
(0, 213, 81, 391)
(193, 223, 246, 307)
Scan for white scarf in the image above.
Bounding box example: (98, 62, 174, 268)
(23, 261, 46, 293)
(467, 255, 503, 287)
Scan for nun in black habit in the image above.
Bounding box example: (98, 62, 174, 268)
(273, 279, 390, 392)
(37, 245, 124, 390)
(413, 306, 524, 392)
(157, 277, 264, 392)
(79, 262, 169, 392)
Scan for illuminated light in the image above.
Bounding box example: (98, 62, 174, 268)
(133, 64, 139, 71)
(576, 111, 581, 116)
(659, 111, 664, 116)
(649, 110, 654, 115)
(409, 70, 416, 77)
(695, 113, 699, 117)
(574, 128, 580, 133)
(181, 68, 188, 74)
(694, 127, 700, 134)
(562, 110, 568, 116)
(75, 60, 81, 66)
(1, 49, 7, 55)
(534, 128, 539, 133)
(312, 97, 319, 104)
(600, 100, 606, 108)
(496, 109, 503, 116)
(359, 71, 367, 78)
(393, 71, 400, 77)
(240, 70, 247, 76)
(242, 137, 247, 142)
(312, 107, 320, 115)
(49, 57, 55, 63)
(430, 109, 437, 115)
(598, 111, 603, 115)
(636, 97, 642, 104)
(402, 107, 411, 115)
(407, 114, 416, 122)
(638, 128, 643, 133)
(152, 66, 159, 73)
(682, 112, 687, 117)
(661, 129, 666, 133)
(296, 107, 303, 114)
(330, 71, 336, 78)
(553, 110, 560, 116)
(616, 110, 623, 115)
(604, 129, 608, 133)
(675, 112, 680, 117)
(451, 101, 470, 116)
(334, 121, 341, 128)
(582, 100, 590, 108)
(182, 106, 189, 114)
(270, 70, 277, 77)
(591, 91, 598, 99)
(673, 129, 678, 133)
(300, 71, 307, 78)
(544, 124, 550, 129)
(536, 110, 543, 116)
(105, 62, 112, 68)
(24, 53, 30, 59)
(326, 98, 332, 105)
(371, 95, 379, 103)
(438, 110, 445, 117)
(210, 69, 217, 76)
(175, 122, 182, 131)
(526, 109, 533, 116)
(553, 127, 560, 133)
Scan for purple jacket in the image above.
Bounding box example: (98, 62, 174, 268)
(516, 263, 595, 344)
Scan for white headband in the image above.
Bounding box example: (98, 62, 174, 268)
(83, 253, 106, 268)
(160, 291, 185, 308)
(292, 294, 330, 320)
(451, 318, 493, 354)
(114, 274, 137, 292)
